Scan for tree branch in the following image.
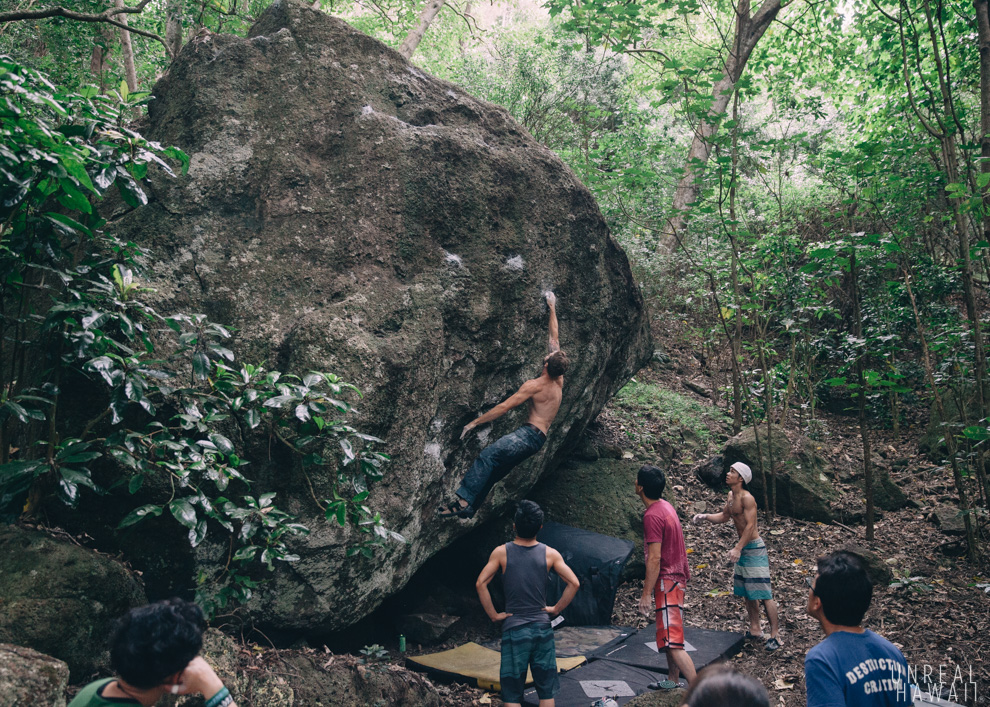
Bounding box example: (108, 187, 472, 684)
(0, 0, 171, 56)
(0, 0, 153, 23)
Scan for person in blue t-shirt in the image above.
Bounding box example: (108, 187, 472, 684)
(804, 550, 911, 707)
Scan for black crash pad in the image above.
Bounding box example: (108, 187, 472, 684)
(593, 624, 745, 672)
(522, 659, 670, 706)
(536, 522, 634, 626)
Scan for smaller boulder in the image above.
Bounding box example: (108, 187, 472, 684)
(0, 644, 68, 707)
(694, 456, 725, 489)
(723, 428, 837, 522)
(0, 525, 147, 680)
(682, 379, 711, 398)
(870, 470, 911, 511)
(929, 506, 966, 536)
(836, 543, 894, 586)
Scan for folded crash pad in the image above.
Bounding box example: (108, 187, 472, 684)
(522, 659, 669, 706)
(594, 624, 745, 672)
(405, 641, 586, 691)
(536, 522, 634, 626)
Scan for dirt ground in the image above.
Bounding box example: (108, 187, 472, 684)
(408, 319, 990, 707)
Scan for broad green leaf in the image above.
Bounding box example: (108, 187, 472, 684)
(169, 498, 197, 529)
(209, 433, 235, 455)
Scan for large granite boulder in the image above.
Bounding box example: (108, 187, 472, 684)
(722, 428, 837, 522)
(0, 525, 147, 680)
(0, 644, 69, 707)
(104, 0, 651, 634)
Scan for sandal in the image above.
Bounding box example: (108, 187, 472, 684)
(745, 631, 764, 641)
(765, 637, 782, 652)
(647, 680, 683, 690)
(437, 500, 475, 519)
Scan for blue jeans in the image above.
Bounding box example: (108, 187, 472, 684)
(456, 424, 546, 509)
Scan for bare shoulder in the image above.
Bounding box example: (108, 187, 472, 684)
(741, 490, 757, 508)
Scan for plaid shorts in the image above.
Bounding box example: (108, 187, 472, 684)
(655, 579, 685, 649)
(500, 622, 558, 703)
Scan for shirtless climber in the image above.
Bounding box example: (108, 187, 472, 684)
(439, 292, 568, 519)
(692, 461, 782, 651)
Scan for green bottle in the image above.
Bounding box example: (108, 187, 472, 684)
(398, 634, 406, 653)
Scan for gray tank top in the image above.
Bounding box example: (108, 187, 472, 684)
(502, 542, 551, 632)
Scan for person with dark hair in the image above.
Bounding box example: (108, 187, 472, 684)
(440, 292, 568, 519)
(804, 550, 910, 706)
(476, 500, 580, 707)
(679, 664, 770, 707)
(635, 465, 696, 690)
(692, 461, 782, 651)
(69, 598, 237, 707)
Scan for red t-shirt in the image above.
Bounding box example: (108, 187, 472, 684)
(643, 499, 690, 584)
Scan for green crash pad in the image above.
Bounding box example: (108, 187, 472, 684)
(406, 641, 587, 691)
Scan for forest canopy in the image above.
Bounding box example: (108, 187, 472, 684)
(1, 0, 989, 569)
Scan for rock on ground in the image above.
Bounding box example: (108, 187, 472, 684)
(195, 629, 441, 706)
(98, 0, 651, 635)
(0, 644, 69, 707)
(0, 525, 146, 680)
(723, 428, 837, 522)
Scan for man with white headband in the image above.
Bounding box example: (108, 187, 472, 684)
(692, 461, 782, 651)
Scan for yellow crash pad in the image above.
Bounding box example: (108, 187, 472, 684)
(406, 641, 586, 691)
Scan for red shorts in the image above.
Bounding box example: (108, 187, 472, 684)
(654, 579, 685, 649)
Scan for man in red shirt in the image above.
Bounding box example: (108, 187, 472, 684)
(636, 464, 696, 690)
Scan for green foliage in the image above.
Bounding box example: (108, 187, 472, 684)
(613, 381, 728, 450)
(0, 56, 401, 615)
(359, 643, 389, 662)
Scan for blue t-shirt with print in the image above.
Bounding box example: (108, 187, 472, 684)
(805, 630, 911, 707)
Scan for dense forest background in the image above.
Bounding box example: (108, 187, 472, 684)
(3, 0, 990, 703)
(9, 0, 981, 545)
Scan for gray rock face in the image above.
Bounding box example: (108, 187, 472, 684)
(529, 458, 678, 579)
(109, 0, 651, 633)
(723, 428, 837, 522)
(0, 525, 146, 680)
(0, 644, 69, 707)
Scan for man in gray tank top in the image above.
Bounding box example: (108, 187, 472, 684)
(476, 501, 581, 707)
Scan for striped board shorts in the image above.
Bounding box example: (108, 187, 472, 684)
(733, 538, 773, 601)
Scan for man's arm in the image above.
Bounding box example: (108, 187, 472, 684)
(727, 494, 758, 562)
(638, 542, 662, 617)
(461, 380, 539, 439)
(476, 546, 511, 622)
(546, 291, 560, 353)
(176, 657, 239, 707)
(692, 495, 732, 525)
(545, 548, 580, 616)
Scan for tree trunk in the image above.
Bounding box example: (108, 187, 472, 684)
(729, 90, 743, 435)
(850, 246, 875, 540)
(902, 264, 980, 561)
(978, 0, 990, 240)
(115, 0, 138, 92)
(659, 0, 782, 251)
(165, 0, 183, 59)
(398, 0, 444, 60)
